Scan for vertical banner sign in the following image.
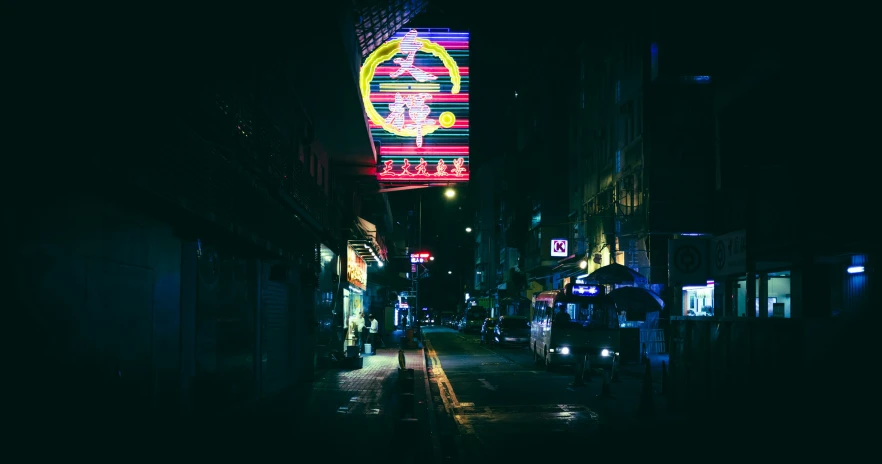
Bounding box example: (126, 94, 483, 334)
(361, 28, 470, 183)
(347, 246, 367, 290)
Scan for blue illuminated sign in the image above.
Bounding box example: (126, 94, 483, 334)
(572, 285, 600, 296)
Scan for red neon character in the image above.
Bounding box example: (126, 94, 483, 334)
(415, 158, 429, 176)
(451, 157, 466, 177)
(390, 30, 438, 83)
(434, 159, 448, 176)
(404, 93, 436, 148)
(399, 158, 414, 176)
(380, 159, 395, 176)
(384, 93, 407, 130)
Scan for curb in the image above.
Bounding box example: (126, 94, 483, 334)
(423, 344, 443, 464)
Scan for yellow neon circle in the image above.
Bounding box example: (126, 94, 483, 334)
(360, 37, 462, 138)
(438, 111, 455, 128)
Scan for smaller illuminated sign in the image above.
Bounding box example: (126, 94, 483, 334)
(572, 285, 601, 296)
(410, 252, 432, 263)
(347, 246, 367, 290)
(551, 239, 568, 257)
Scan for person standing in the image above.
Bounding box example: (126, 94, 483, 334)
(368, 314, 381, 353)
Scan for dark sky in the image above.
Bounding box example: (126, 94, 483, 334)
(382, 3, 603, 309)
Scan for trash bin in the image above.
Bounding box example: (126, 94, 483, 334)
(364, 343, 373, 355)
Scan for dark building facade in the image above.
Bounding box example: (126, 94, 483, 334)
(9, 2, 420, 424)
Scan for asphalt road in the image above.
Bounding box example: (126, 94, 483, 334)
(422, 326, 675, 462)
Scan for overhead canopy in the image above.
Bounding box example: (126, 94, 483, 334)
(586, 263, 647, 285)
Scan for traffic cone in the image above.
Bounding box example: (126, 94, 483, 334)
(661, 361, 668, 397)
(570, 355, 587, 387)
(597, 369, 615, 399)
(636, 361, 655, 416)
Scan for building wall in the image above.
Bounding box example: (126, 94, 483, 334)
(13, 193, 183, 416)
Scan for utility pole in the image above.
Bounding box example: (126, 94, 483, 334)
(416, 191, 422, 322)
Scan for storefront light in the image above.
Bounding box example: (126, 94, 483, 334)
(847, 266, 865, 274)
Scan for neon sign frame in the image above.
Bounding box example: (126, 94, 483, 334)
(361, 28, 470, 183)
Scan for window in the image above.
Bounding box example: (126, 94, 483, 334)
(616, 149, 622, 173)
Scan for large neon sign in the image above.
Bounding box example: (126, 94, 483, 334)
(361, 28, 470, 183)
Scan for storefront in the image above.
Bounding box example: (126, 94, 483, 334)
(682, 280, 715, 316)
(344, 245, 367, 350)
(732, 270, 791, 317)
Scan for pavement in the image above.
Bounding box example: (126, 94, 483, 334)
(279, 330, 436, 463)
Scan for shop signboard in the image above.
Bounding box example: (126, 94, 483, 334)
(711, 230, 747, 277)
(347, 245, 367, 290)
(550, 239, 568, 257)
(668, 237, 709, 286)
(362, 28, 470, 183)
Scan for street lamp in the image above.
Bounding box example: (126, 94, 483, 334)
(579, 259, 588, 269)
(429, 256, 435, 261)
(465, 227, 472, 233)
(445, 188, 456, 198)
(448, 271, 453, 275)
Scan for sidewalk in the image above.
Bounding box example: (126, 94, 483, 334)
(291, 341, 433, 464)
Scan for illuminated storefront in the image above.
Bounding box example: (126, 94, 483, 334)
(361, 28, 470, 184)
(682, 281, 715, 316)
(734, 271, 791, 317)
(344, 245, 368, 350)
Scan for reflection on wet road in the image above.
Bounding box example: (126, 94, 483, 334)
(424, 326, 644, 462)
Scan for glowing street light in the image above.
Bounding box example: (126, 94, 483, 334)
(429, 256, 435, 261)
(579, 260, 588, 269)
(444, 188, 456, 198)
(465, 227, 472, 233)
(448, 271, 453, 275)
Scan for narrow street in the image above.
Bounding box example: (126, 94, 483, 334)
(422, 327, 682, 462)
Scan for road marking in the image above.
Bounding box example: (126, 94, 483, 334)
(426, 338, 478, 440)
(477, 379, 498, 391)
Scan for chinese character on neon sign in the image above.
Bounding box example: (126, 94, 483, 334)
(360, 29, 462, 148)
(379, 157, 466, 178)
(410, 252, 431, 263)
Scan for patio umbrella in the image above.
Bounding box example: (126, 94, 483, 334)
(586, 263, 647, 284)
(608, 286, 665, 318)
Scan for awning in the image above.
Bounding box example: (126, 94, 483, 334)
(551, 254, 586, 275)
(586, 263, 647, 285)
(349, 217, 386, 264)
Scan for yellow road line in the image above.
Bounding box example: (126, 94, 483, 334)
(425, 338, 479, 442)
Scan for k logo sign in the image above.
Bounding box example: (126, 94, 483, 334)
(551, 239, 568, 258)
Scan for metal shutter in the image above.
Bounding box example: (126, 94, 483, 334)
(261, 265, 291, 396)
